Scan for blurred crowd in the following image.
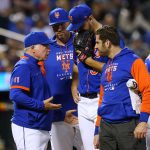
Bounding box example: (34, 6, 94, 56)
(0, 0, 150, 73)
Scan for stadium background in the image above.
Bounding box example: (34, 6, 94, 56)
(0, 0, 150, 149)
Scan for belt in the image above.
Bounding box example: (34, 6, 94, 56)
(80, 93, 98, 99)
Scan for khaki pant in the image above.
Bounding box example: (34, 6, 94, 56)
(100, 119, 146, 150)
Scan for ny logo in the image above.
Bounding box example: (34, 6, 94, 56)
(62, 61, 70, 72)
(54, 12, 60, 18)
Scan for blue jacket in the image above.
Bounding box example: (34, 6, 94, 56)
(10, 53, 53, 131)
(98, 48, 150, 123)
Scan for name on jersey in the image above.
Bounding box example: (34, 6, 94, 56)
(56, 52, 73, 61)
(105, 63, 118, 74)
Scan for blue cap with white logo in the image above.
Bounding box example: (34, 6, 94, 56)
(49, 8, 69, 26)
(67, 4, 92, 31)
(24, 32, 51, 48)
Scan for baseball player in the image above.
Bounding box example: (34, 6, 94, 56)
(67, 4, 125, 149)
(67, 4, 108, 150)
(85, 25, 150, 150)
(9, 32, 62, 150)
(44, 8, 84, 150)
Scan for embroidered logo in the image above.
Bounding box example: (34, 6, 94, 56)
(54, 12, 60, 18)
(62, 60, 70, 72)
(13, 77, 20, 83)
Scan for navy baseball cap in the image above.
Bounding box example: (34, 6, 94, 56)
(67, 4, 92, 31)
(49, 8, 69, 26)
(24, 32, 51, 48)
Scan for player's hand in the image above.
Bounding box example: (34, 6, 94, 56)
(76, 49, 92, 62)
(76, 50, 81, 56)
(44, 97, 62, 110)
(71, 87, 80, 103)
(73, 31, 95, 63)
(64, 109, 78, 125)
(94, 134, 100, 149)
(134, 122, 147, 139)
(76, 50, 93, 63)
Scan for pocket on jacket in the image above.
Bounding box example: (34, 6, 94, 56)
(98, 102, 126, 120)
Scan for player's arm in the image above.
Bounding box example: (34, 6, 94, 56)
(10, 88, 45, 110)
(10, 64, 43, 110)
(94, 85, 104, 148)
(94, 115, 101, 149)
(75, 49, 105, 72)
(71, 63, 80, 103)
(85, 57, 105, 72)
(10, 65, 61, 111)
(10, 88, 62, 110)
(131, 58, 150, 138)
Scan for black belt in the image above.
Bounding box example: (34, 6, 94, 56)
(80, 93, 98, 99)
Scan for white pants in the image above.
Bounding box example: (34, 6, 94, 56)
(146, 117, 150, 150)
(11, 123, 50, 150)
(78, 96, 99, 150)
(50, 121, 84, 150)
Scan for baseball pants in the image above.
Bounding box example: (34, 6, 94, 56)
(78, 96, 99, 150)
(11, 123, 50, 150)
(50, 121, 84, 150)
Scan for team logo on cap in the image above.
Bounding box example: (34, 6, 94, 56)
(69, 16, 73, 22)
(54, 12, 60, 18)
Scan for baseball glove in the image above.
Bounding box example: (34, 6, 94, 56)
(73, 30, 95, 62)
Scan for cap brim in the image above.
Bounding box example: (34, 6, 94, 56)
(49, 19, 69, 26)
(41, 39, 54, 45)
(66, 22, 83, 31)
